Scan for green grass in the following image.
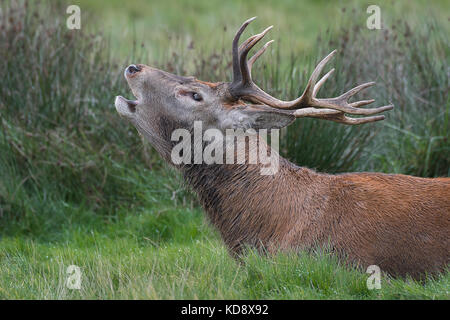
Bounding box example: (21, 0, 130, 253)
(0, 0, 448, 299)
(2, 212, 449, 299)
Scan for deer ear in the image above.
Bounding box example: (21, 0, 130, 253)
(225, 104, 295, 130)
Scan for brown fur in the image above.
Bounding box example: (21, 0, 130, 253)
(196, 80, 220, 88)
(183, 138, 449, 279)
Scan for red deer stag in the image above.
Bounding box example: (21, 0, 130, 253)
(115, 18, 449, 278)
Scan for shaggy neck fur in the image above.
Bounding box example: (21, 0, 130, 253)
(181, 137, 334, 255)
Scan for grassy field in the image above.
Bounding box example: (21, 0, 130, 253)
(0, 0, 449, 299)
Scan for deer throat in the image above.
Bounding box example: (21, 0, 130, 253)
(180, 140, 327, 255)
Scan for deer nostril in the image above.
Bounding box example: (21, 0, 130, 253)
(126, 64, 141, 75)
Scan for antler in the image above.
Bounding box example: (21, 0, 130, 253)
(228, 17, 393, 125)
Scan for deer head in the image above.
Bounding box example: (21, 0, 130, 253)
(115, 17, 393, 161)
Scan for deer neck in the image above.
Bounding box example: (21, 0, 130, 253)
(181, 135, 328, 254)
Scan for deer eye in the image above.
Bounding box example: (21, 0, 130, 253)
(191, 92, 203, 101)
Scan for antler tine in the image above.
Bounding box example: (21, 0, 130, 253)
(313, 82, 394, 115)
(301, 50, 337, 102)
(248, 40, 274, 72)
(232, 17, 257, 82)
(238, 35, 258, 53)
(313, 68, 335, 96)
(238, 25, 273, 83)
(233, 17, 273, 83)
(232, 17, 256, 81)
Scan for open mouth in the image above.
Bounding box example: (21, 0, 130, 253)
(115, 96, 138, 116)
